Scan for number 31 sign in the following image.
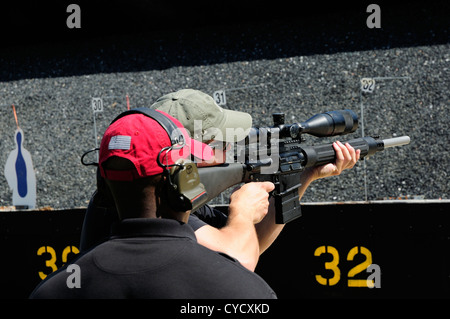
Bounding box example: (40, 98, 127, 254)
(213, 90, 226, 106)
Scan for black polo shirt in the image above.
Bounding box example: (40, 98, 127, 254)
(30, 218, 276, 299)
(80, 201, 227, 252)
(189, 205, 228, 230)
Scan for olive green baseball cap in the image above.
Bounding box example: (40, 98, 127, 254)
(151, 89, 252, 142)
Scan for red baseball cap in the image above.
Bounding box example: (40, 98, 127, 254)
(99, 110, 214, 181)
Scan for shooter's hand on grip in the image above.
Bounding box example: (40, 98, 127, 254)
(229, 182, 275, 224)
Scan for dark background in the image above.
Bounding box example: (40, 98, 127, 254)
(1, 1, 448, 80)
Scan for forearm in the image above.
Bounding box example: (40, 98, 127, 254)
(195, 212, 260, 271)
(297, 168, 315, 200)
(255, 198, 284, 254)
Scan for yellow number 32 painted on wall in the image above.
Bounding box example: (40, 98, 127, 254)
(314, 246, 379, 288)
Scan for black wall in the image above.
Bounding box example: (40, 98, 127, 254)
(1, 201, 449, 299)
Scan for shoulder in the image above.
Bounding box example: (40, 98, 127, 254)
(180, 242, 277, 299)
(29, 265, 73, 298)
(30, 248, 96, 299)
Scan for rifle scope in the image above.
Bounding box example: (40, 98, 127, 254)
(246, 110, 358, 143)
(275, 109, 359, 138)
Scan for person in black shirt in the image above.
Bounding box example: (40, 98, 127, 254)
(30, 110, 276, 299)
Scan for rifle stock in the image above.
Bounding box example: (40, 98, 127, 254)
(197, 163, 247, 203)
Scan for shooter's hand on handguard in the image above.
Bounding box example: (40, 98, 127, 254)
(298, 141, 361, 198)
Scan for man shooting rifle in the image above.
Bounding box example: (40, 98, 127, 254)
(80, 89, 408, 273)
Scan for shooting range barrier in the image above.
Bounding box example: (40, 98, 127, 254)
(1, 200, 449, 299)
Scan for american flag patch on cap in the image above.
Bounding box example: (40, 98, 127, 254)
(108, 135, 131, 150)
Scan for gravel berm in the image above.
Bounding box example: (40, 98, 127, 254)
(0, 2, 448, 209)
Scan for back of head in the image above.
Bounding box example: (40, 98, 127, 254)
(98, 109, 214, 221)
(102, 156, 162, 220)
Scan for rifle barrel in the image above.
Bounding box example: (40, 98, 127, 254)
(382, 136, 410, 148)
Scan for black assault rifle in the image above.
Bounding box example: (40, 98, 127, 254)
(196, 110, 410, 224)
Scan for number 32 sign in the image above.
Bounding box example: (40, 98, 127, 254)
(360, 78, 376, 93)
(314, 246, 381, 288)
